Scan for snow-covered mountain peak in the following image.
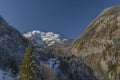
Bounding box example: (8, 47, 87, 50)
(23, 30, 67, 46)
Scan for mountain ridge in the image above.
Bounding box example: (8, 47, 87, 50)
(71, 4, 120, 80)
(0, 15, 29, 79)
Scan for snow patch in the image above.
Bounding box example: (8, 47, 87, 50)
(0, 70, 16, 80)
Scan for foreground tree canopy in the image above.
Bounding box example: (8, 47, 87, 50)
(18, 44, 39, 80)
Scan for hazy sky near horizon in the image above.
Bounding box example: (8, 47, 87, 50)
(0, 0, 120, 39)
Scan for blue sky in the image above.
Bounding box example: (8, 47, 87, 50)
(0, 0, 120, 39)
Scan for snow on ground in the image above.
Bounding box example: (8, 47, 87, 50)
(0, 70, 15, 80)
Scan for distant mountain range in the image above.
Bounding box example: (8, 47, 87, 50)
(23, 30, 67, 46)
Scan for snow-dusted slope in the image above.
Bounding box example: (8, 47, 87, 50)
(0, 16, 28, 73)
(23, 30, 67, 46)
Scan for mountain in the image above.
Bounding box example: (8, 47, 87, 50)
(23, 30, 67, 46)
(71, 5, 120, 80)
(32, 40, 98, 80)
(0, 16, 28, 78)
(1, 5, 120, 80)
(0, 13, 96, 80)
(0, 16, 75, 80)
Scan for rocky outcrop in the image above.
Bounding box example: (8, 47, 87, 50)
(71, 5, 120, 80)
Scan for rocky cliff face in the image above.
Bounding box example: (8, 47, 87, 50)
(0, 16, 28, 73)
(71, 5, 120, 80)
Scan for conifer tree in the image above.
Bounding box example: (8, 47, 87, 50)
(18, 44, 39, 80)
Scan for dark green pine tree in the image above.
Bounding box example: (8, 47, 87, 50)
(18, 44, 39, 80)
